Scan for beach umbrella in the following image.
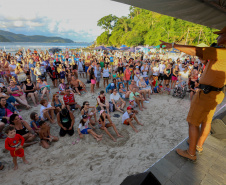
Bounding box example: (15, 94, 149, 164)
(120, 44, 127, 48)
(120, 47, 130, 51)
(128, 47, 136, 52)
(106, 46, 119, 50)
(93, 46, 108, 50)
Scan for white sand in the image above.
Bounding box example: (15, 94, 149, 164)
(0, 77, 191, 185)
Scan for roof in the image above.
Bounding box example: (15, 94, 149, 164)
(112, 0, 226, 29)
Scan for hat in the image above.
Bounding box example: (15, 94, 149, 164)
(127, 106, 133, 110)
(213, 27, 226, 35)
(82, 115, 88, 119)
(100, 110, 104, 115)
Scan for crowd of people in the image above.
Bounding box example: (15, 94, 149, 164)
(0, 47, 205, 170)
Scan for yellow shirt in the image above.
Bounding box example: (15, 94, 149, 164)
(199, 47, 226, 88)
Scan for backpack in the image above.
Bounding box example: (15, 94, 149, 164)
(109, 102, 115, 112)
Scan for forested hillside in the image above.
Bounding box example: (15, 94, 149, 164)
(96, 6, 218, 47)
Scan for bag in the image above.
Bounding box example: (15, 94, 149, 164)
(109, 102, 115, 112)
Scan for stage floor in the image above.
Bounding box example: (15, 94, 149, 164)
(146, 135, 226, 185)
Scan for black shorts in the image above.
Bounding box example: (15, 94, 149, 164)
(73, 85, 83, 91)
(164, 75, 171, 80)
(59, 127, 74, 137)
(190, 81, 195, 89)
(103, 77, 109, 79)
(158, 73, 164, 80)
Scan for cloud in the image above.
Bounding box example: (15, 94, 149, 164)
(0, 0, 130, 41)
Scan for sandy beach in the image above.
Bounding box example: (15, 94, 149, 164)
(0, 77, 191, 185)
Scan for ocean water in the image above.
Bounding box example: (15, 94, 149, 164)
(0, 42, 91, 54)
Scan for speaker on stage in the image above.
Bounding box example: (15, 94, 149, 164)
(120, 171, 161, 185)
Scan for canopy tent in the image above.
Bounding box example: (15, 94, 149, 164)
(120, 44, 128, 47)
(112, 0, 226, 29)
(196, 43, 209, 47)
(120, 47, 130, 50)
(93, 46, 108, 50)
(106, 46, 119, 50)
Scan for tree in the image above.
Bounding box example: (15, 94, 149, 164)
(97, 14, 118, 34)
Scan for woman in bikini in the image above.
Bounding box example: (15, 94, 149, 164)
(119, 83, 131, 99)
(7, 80, 31, 109)
(80, 101, 97, 125)
(10, 114, 37, 147)
(23, 78, 39, 107)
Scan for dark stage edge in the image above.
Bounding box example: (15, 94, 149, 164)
(145, 135, 226, 185)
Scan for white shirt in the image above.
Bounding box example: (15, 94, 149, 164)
(103, 68, 109, 77)
(40, 103, 52, 119)
(153, 67, 159, 76)
(78, 120, 89, 131)
(179, 71, 189, 82)
(141, 66, 148, 76)
(122, 111, 132, 124)
(159, 64, 166, 74)
(110, 93, 120, 102)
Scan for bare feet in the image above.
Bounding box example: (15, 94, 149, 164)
(117, 134, 123, 137)
(23, 159, 30, 164)
(143, 106, 147, 109)
(112, 138, 117, 142)
(14, 165, 18, 170)
(98, 134, 103, 138)
(135, 129, 139, 133)
(96, 138, 102, 141)
(138, 122, 144, 126)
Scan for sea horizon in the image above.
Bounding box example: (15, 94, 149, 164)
(0, 42, 91, 53)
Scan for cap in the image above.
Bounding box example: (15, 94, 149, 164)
(213, 27, 226, 35)
(127, 106, 133, 110)
(100, 110, 104, 115)
(82, 115, 88, 119)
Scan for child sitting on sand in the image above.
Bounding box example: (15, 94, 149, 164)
(122, 106, 143, 133)
(164, 84, 171, 95)
(38, 120, 59, 149)
(78, 115, 102, 141)
(30, 112, 43, 133)
(5, 125, 29, 170)
(153, 84, 163, 94)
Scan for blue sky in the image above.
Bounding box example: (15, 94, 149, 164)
(0, 0, 130, 42)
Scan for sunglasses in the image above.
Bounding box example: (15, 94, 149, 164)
(56, 96, 59, 97)
(85, 104, 90, 105)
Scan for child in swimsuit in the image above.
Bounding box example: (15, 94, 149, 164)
(30, 112, 43, 134)
(39, 120, 59, 149)
(5, 125, 29, 170)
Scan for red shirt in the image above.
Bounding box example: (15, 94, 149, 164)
(5, 134, 25, 157)
(63, 93, 75, 105)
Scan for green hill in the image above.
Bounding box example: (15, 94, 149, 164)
(96, 7, 219, 47)
(0, 35, 11, 42)
(0, 30, 74, 43)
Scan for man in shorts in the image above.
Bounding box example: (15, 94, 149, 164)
(63, 88, 81, 111)
(70, 76, 87, 95)
(122, 106, 143, 133)
(160, 26, 226, 162)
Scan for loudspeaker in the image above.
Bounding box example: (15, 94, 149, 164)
(120, 171, 161, 185)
